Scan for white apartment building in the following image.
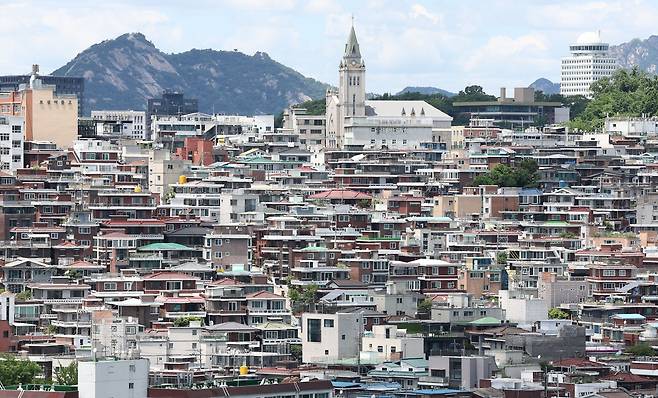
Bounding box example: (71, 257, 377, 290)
(0, 115, 24, 173)
(361, 324, 424, 362)
(91, 110, 147, 140)
(560, 31, 618, 97)
(282, 107, 326, 149)
(301, 312, 363, 364)
(152, 113, 274, 143)
(605, 116, 658, 137)
(78, 358, 149, 398)
(215, 114, 275, 138)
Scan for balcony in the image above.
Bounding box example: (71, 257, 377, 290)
(51, 320, 91, 328)
(164, 311, 207, 319)
(247, 308, 290, 316)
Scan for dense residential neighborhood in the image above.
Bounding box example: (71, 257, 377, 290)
(3, 3, 658, 398)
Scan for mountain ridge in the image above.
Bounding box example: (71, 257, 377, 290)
(52, 32, 329, 115)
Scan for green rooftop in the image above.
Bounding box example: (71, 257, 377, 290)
(138, 242, 192, 251)
(469, 316, 503, 326)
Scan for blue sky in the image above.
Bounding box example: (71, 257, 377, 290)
(2, 0, 658, 95)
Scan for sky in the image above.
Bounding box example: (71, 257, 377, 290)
(2, 0, 658, 95)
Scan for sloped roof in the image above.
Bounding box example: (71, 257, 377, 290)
(365, 100, 452, 121)
(206, 321, 258, 332)
(143, 271, 199, 280)
(246, 290, 284, 299)
(308, 189, 372, 200)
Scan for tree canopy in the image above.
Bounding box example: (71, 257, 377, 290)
(534, 91, 589, 120)
(0, 355, 42, 386)
(173, 316, 203, 327)
(472, 159, 539, 188)
(417, 298, 433, 314)
(570, 67, 658, 131)
(626, 342, 656, 357)
(548, 308, 570, 319)
(54, 362, 78, 386)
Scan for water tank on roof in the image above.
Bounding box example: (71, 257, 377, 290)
(178, 175, 187, 184)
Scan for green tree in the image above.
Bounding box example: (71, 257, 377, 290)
(496, 252, 508, 265)
(417, 299, 433, 314)
(548, 308, 570, 319)
(45, 324, 57, 335)
(534, 91, 589, 120)
(301, 284, 318, 304)
(173, 316, 203, 327)
(0, 355, 42, 386)
(54, 362, 78, 386)
(16, 290, 32, 301)
(288, 288, 300, 303)
(570, 67, 658, 131)
(289, 344, 302, 362)
(626, 342, 656, 357)
(472, 159, 539, 188)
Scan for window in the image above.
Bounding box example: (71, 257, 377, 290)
(323, 319, 334, 328)
(377, 346, 383, 352)
(602, 269, 616, 277)
(104, 282, 117, 291)
(307, 319, 321, 342)
(128, 383, 134, 389)
(166, 281, 182, 290)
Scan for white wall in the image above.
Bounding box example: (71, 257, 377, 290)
(499, 290, 549, 326)
(78, 359, 149, 398)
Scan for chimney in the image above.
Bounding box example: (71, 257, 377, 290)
(500, 87, 506, 100)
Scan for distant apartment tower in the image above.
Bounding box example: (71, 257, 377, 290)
(0, 65, 84, 116)
(146, 91, 198, 139)
(91, 110, 147, 140)
(0, 115, 24, 173)
(560, 31, 618, 97)
(282, 106, 326, 149)
(0, 66, 78, 149)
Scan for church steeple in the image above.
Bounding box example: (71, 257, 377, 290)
(338, 21, 366, 118)
(344, 24, 361, 60)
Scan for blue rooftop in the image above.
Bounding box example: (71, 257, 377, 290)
(613, 313, 645, 320)
(410, 389, 464, 395)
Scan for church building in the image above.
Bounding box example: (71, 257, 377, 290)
(325, 24, 452, 150)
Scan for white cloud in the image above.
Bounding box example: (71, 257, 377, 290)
(464, 34, 548, 72)
(409, 4, 441, 25)
(0, 1, 176, 74)
(222, 0, 296, 11)
(304, 0, 335, 13)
